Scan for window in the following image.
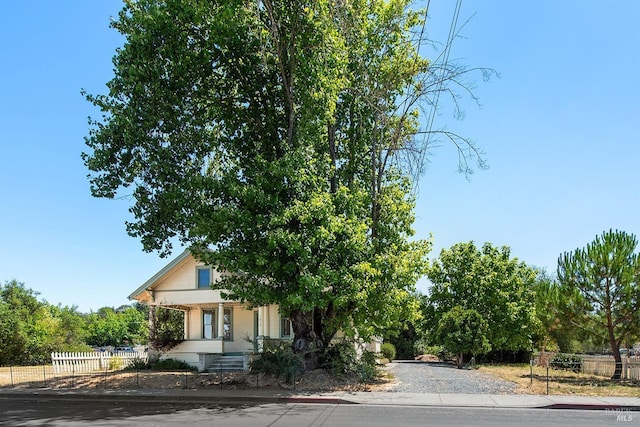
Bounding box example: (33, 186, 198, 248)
(197, 267, 211, 289)
(203, 311, 214, 339)
(202, 309, 232, 340)
(281, 317, 292, 338)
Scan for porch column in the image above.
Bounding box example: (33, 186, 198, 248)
(257, 306, 264, 336)
(148, 305, 156, 349)
(264, 305, 270, 337)
(217, 303, 225, 339)
(183, 309, 190, 340)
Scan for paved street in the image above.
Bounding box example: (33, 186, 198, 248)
(1, 397, 633, 426)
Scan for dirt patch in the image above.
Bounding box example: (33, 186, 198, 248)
(415, 354, 441, 363)
(0, 367, 393, 392)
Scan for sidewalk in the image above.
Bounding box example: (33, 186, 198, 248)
(1, 388, 638, 411)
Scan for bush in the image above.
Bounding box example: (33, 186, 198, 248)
(123, 357, 196, 371)
(381, 343, 396, 361)
(125, 357, 151, 371)
(550, 353, 582, 373)
(153, 358, 197, 371)
(320, 340, 359, 377)
(414, 342, 449, 360)
(108, 356, 125, 371)
(320, 341, 378, 384)
(250, 343, 303, 383)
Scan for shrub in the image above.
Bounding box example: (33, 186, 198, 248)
(152, 358, 197, 371)
(108, 356, 125, 371)
(549, 353, 582, 373)
(250, 343, 303, 383)
(381, 343, 396, 361)
(123, 357, 196, 371)
(361, 350, 377, 366)
(320, 341, 378, 384)
(320, 340, 359, 377)
(356, 359, 377, 384)
(125, 357, 151, 371)
(414, 341, 442, 357)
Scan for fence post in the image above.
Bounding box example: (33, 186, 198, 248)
(42, 365, 46, 388)
(10, 366, 14, 387)
(546, 365, 549, 395)
(530, 359, 533, 385)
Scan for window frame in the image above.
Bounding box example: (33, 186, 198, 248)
(196, 266, 211, 289)
(202, 310, 215, 339)
(280, 316, 292, 338)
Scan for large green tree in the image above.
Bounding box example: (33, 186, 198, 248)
(86, 306, 147, 347)
(83, 0, 486, 366)
(435, 306, 491, 368)
(557, 229, 640, 379)
(425, 242, 539, 358)
(0, 280, 90, 365)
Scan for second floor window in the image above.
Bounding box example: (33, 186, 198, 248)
(197, 267, 210, 289)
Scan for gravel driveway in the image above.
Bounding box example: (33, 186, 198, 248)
(385, 360, 516, 394)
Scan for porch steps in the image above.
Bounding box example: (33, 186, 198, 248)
(207, 355, 246, 371)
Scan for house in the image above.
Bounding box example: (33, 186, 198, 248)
(128, 250, 291, 371)
(129, 250, 382, 371)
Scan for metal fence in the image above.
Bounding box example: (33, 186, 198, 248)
(1, 366, 264, 390)
(0, 365, 359, 391)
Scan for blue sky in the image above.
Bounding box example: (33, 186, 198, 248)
(1, 1, 638, 313)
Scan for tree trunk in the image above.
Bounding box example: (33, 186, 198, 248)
(610, 340, 622, 380)
(606, 309, 622, 379)
(290, 309, 323, 370)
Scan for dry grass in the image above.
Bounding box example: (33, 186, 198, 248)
(478, 364, 640, 397)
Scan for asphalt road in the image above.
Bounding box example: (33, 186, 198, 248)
(1, 397, 631, 426)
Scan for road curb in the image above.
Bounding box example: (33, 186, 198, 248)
(544, 403, 640, 412)
(0, 389, 357, 406)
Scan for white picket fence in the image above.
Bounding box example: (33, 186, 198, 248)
(51, 351, 148, 374)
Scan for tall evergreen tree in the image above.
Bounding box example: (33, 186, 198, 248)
(557, 229, 640, 379)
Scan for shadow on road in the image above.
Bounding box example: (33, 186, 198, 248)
(0, 397, 265, 425)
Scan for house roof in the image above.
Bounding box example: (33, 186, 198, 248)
(127, 249, 193, 300)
